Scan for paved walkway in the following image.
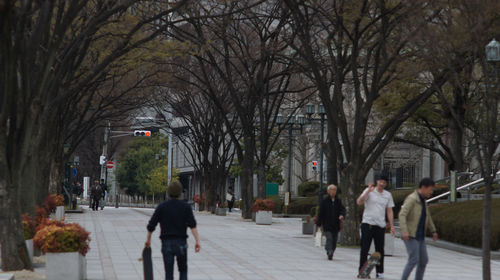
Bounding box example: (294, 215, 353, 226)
(31, 206, 500, 279)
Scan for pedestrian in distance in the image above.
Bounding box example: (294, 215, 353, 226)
(226, 187, 235, 212)
(399, 178, 438, 280)
(316, 184, 346, 260)
(357, 174, 395, 279)
(90, 180, 102, 211)
(145, 180, 201, 280)
(99, 179, 108, 210)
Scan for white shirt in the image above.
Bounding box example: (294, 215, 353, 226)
(361, 188, 395, 228)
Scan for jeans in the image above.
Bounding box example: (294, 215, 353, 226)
(162, 238, 188, 280)
(401, 238, 428, 280)
(324, 231, 338, 255)
(359, 223, 385, 274)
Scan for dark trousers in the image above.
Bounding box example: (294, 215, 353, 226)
(359, 223, 385, 274)
(91, 197, 100, 210)
(162, 238, 188, 280)
(324, 231, 338, 255)
(228, 200, 234, 212)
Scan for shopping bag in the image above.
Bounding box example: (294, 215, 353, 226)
(314, 228, 322, 247)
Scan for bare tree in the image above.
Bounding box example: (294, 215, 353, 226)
(0, 0, 188, 270)
(282, 0, 459, 245)
(164, 0, 310, 218)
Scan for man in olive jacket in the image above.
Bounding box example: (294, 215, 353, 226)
(317, 184, 346, 260)
(399, 178, 438, 280)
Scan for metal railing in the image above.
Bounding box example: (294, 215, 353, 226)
(426, 171, 500, 203)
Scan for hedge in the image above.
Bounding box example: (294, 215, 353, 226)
(430, 199, 500, 250)
(271, 195, 325, 215)
(298, 181, 320, 197)
(390, 188, 414, 218)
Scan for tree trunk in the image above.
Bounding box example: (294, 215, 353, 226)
(0, 150, 33, 270)
(482, 176, 492, 280)
(339, 167, 362, 246)
(325, 135, 338, 185)
(49, 158, 63, 194)
(257, 160, 266, 198)
(240, 136, 255, 219)
(447, 87, 466, 172)
(19, 149, 52, 214)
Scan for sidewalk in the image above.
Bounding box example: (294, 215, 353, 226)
(24, 206, 500, 279)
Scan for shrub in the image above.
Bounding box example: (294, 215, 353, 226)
(430, 199, 500, 250)
(390, 188, 414, 218)
(298, 181, 320, 197)
(252, 198, 275, 212)
(35, 205, 48, 226)
(193, 194, 201, 204)
(43, 194, 65, 214)
(34, 221, 91, 256)
(22, 214, 36, 240)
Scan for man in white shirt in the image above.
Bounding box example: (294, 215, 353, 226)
(356, 174, 395, 279)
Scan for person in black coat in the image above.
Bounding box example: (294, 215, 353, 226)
(317, 184, 346, 260)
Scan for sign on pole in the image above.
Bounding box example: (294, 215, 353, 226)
(106, 161, 114, 169)
(83, 177, 90, 199)
(284, 192, 290, 206)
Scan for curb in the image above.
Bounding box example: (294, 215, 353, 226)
(0, 273, 14, 280)
(425, 238, 500, 260)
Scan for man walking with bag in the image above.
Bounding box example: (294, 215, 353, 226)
(316, 184, 346, 260)
(145, 180, 201, 280)
(399, 178, 438, 280)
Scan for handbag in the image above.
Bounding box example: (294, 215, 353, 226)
(314, 227, 322, 247)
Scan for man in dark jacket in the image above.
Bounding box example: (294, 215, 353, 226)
(90, 181, 102, 211)
(146, 181, 201, 280)
(317, 184, 346, 260)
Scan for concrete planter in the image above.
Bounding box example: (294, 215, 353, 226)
(25, 239, 33, 263)
(194, 203, 199, 212)
(215, 208, 227, 216)
(302, 221, 315, 235)
(55, 206, 65, 221)
(255, 211, 272, 225)
(46, 252, 86, 280)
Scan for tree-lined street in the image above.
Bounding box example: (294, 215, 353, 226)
(2, 1, 500, 278)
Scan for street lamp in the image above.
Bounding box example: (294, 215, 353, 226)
(486, 39, 500, 62)
(305, 102, 327, 207)
(277, 114, 303, 202)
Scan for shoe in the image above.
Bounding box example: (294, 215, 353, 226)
(327, 252, 333, 260)
(357, 275, 370, 279)
(376, 273, 384, 279)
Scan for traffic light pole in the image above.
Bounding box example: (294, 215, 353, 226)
(317, 114, 325, 207)
(100, 122, 110, 181)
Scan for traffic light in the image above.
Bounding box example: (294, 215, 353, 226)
(312, 161, 318, 171)
(99, 155, 106, 165)
(133, 130, 151, 137)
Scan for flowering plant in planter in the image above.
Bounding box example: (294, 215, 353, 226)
(43, 194, 65, 214)
(34, 221, 91, 256)
(22, 214, 36, 240)
(193, 194, 201, 204)
(251, 198, 275, 212)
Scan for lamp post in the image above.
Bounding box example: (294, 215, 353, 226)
(277, 114, 304, 203)
(305, 102, 327, 207)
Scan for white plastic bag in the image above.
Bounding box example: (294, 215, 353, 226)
(314, 228, 322, 247)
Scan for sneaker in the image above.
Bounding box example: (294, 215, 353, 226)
(357, 275, 370, 279)
(376, 273, 384, 279)
(327, 252, 333, 260)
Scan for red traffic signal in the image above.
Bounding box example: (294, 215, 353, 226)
(133, 130, 151, 137)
